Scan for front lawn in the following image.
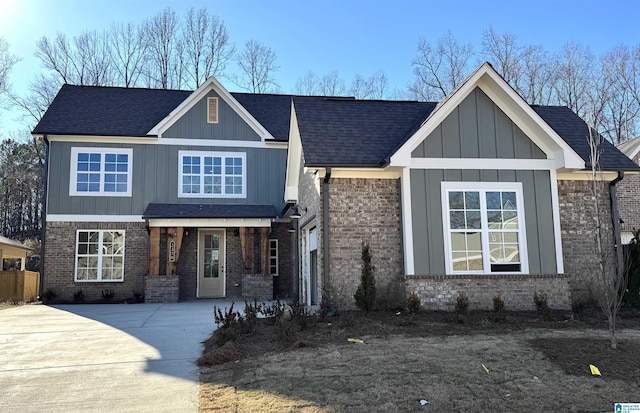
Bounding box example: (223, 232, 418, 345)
(199, 309, 640, 412)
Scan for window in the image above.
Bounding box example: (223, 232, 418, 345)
(179, 151, 246, 198)
(207, 97, 219, 123)
(441, 182, 528, 274)
(75, 230, 125, 282)
(70, 148, 132, 196)
(269, 239, 278, 276)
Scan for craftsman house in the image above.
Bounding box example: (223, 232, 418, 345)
(34, 62, 639, 309)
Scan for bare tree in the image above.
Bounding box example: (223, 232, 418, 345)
(11, 73, 61, 125)
(553, 42, 595, 118)
(585, 118, 628, 349)
(410, 31, 474, 101)
(481, 27, 523, 87)
(294, 71, 320, 95)
(144, 7, 180, 89)
(0, 37, 20, 109)
(350, 71, 389, 99)
(35, 31, 113, 86)
(519, 45, 555, 105)
(182, 8, 234, 88)
(319, 71, 347, 96)
(109, 22, 148, 87)
(235, 39, 279, 93)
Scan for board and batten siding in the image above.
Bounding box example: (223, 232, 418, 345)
(163, 90, 261, 141)
(411, 88, 546, 159)
(47, 141, 287, 216)
(409, 169, 557, 275)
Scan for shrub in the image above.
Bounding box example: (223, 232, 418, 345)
(292, 302, 316, 331)
(354, 240, 376, 312)
(73, 290, 85, 302)
(321, 288, 338, 318)
(407, 292, 421, 314)
(534, 292, 553, 321)
(262, 299, 283, 324)
(243, 300, 262, 332)
(132, 290, 144, 302)
(212, 303, 244, 346)
(624, 229, 640, 308)
(101, 289, 115, 301)
(493, 295, 505, 313)
(455, 292, 469, 314)
(42, 289, 56, 302)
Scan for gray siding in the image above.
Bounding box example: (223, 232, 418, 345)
(163, 90, 261, 141)
(410, 169, 557, 275)
(412, 88, 546, 159)
(48, 141, 287, 215)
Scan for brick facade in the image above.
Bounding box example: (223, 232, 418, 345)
(145, 276, 179, 303)
(558, 179, 616, 303)
(43, 221, 148, 301)
(297, 163, 323, 305)
(617, 172, 640, 232)
(327, 178, 404, 309)
(405, 274, 571, 311)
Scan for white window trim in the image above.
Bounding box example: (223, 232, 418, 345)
(269, 239, 278, 276)
(74, 229, 126, 282)
(178, 150, 247, 198)
(441, 181, 529, 275)
(69, 147, 133, 197)
(207, 97, 219, 124)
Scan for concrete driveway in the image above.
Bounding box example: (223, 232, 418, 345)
(0, 301, 228, 413)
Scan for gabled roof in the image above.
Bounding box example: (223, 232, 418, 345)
(532, 106, 639, 171)
(143, 203, 276, 219)
(33, 85, 191, 137)
(617, 135, 640, 162)
(32, 84, 295, 141)
(293, 97, 436, 166)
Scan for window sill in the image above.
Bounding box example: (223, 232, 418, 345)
(74, 279, 125, 283)
(404, 273, 568, 280)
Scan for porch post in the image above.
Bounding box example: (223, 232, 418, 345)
(149, 227, 160, 276)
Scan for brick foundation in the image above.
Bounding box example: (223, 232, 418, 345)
(242, 274, 273, 301)
(405, 274, 572, 311)
(145, 275, 179, 303)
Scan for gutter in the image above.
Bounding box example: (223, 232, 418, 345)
(609, 171, 624, 277)
(323, 167, 332, 289)
(39, 135, 50, 298)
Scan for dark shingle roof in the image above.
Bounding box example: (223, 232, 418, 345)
(33, 85, 191, 137)
(143, 203, 276, 219)
(533, 106, 639, 171)
(32, 84, 294, 140)
(293, 97, 437, 166)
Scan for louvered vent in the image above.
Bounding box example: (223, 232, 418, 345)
(207, 97, 219, 123)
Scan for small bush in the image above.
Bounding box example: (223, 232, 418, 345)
(262, 299, 283, 324)
(274, 317, 295, 345)
(101, 289, 116, 301)
(455, 292, 469, 315)
(42, 289, 57, 302)
(73, 289, 85, 302)
(321, 288, 338, 318)
(407, 292, 421, 314)
(354, 240, 376, 312)
(493, 295, 505, 313)
(292, 303, 316, 331)
(243, 300, 262, 333)
(132, 290, 144, 302)
(212, 303, 244, 346)
(534, 292, 553, 321)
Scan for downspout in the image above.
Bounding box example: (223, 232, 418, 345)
(610, 171, 624, 277)
(39, 135, 50, 298)
(323, 167, 332, 290)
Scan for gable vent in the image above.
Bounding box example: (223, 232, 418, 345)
(207, 97, 219, 124)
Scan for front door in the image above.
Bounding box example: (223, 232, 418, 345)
(198, 230, 225, 297)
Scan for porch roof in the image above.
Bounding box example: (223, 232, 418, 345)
(142, 203, 277, 219)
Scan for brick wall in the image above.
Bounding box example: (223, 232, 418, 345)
(145, 276, 179, 303)
(558, 179, 615, 303)
(327, 178, 404, 309)
(297, 162, 323, 304)
(405, 274, 571, 311)
(617, 173, 640, 232)
(43, 221, 148, 301)
(242, 274, 273, 301)
(177, 229, 197, 300)
(271, 222, 293, 299)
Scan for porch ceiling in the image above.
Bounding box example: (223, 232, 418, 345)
(143, 203, 277, 219)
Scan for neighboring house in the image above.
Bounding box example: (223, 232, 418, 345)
(0, 235, 31, 271)
(33, 62, 639, 309)
(617, 136, 640, 243)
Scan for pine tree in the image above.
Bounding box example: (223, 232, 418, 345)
(354, 240, 376, 312)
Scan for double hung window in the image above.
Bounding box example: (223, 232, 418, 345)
(70, 148, 132, 196)
(179, 151, 246, 198)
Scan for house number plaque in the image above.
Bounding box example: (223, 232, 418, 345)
(169, 241, 176, 262)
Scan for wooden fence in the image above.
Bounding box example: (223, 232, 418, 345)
(0, 271, 40, 302)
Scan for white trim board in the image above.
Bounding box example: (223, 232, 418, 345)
(44, 135, 287, 149)
(410, 158, 556, 170)
(47, 214, 144, 222)
(148, 218, 272, 227)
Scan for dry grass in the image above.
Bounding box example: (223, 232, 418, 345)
(199, 310, 640, 412)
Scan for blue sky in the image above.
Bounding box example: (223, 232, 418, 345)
(0, 0, 639, 135)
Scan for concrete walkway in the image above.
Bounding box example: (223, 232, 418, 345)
(0, 301, 230, 413)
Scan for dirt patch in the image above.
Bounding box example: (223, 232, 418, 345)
(200, 309, 640, 412)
